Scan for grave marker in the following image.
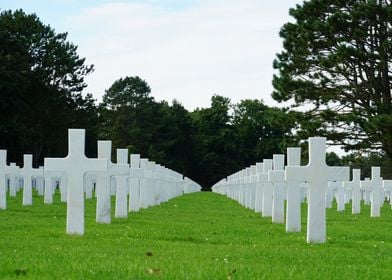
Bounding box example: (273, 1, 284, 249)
(285, 147, 302, 232)
(261, 159, 273, 217)
(343, 169, 361, 214)
(254, 162, 264, 213)
(129, 154, 142, 212)
(21, 155, 43, 206)
(360, 167, 382, 217)
(285, 137, 349, 243)
(269, 154, 286, 224)
(0, 150, 13, 209)
(8, 163, 19, 197)
(44, 129, 107, 235)
(115, 149, 129, 218)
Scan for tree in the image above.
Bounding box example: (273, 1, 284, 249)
(100, 76, 157, 157)
(273, 0, 392, 157)
(0, 9, 96, 165)
(100, 77, 196, 178)
(148, 100, 195, 175)
(191, 95, 241, 187)
(233, 99, 298, 166)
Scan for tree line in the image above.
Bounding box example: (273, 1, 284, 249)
(0, 2, 391, 189)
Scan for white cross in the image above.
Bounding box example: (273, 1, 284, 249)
(285, 147, 302, 232)
(7, 162, 20, 197)
(248, 165, 257, 210)
(0, 150, 14, 209)
(360, 167, 383, 217)
(20, 154, 43, 206)
(269, 154, 286, 224)
(114, 148, 129, 218)
(285, 137, 349, 243)
(140, 158, 154, 209)
(44, 170, 63, 204)
(96, 141, 129, 223)
(129, 154, 142, 212)
(383, 180, 392, 207)
(36, 167, 45, 196)
(242, 168, 251, 209)
(254, 162, 264, 213)
(325, 182, 334, 209)
(261, 159, 273, 217)
(330, 181, 345, 211)
(44, 129, 107, 235)
(150, 161, 163, 205)
(84, 174, 95, 199)
(343, 169, 361, 214)
(95, 140, 112, 223)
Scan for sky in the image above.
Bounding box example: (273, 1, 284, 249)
(1, 0, 304, 110)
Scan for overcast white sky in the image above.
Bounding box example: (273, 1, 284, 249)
(2, 0, 304, 110)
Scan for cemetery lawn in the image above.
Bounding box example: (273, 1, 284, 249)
(1, 192, 392, 279)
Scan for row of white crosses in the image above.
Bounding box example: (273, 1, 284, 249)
(212, 137, 389, 244)
(0, 129, 201, 235)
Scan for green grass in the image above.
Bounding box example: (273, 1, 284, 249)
(0, 191, 392, 279)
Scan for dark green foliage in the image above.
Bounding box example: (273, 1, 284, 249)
(233, 99, 298, 166)
(99, 85, 298, 188)
(0, 9, 96, 165)
(190, 95, 242, 187)
(273, 0, 392, 157)
(342, 151, 392, 179)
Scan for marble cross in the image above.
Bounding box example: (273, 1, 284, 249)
(20, 154, 43, 206)
(254, 162, 264, 213)
(343, 169, 361, 214)
(114, 148, 130, 218)
(96, 141, 129, 223)
(129, 154, 142, 212)
(269, 154, 286, 224)
(383, 180, 392, 208)
(7, 163, 19, 197)
(285, 137, 349, 243)
(285, 147, 302, 232)
(0, 150, 13, 209)
(44, 170, 63, 204)
(249, 165, 257, 210)
(331, 181, 345, 211)
(140, 159, 153, 209)
(360, 167, 383, 217)
(44, 129, 107, 235)
(261, 159, 273, 217)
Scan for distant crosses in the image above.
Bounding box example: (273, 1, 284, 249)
(212, 136, 392, 244)
(285, 137, 349, 243)
(343, 169, 361, 214)
(44, 170, 60, 204)
(8, 163, 19, 197)
(0, 127, 201, 237)
(285, 147, 302, 232)
(45, 129, 107, 235)
(331, 181, 345, 212)
(360, 167, 383, 217)
(249, 165, 257, 211)
(21, 154, 43, 206)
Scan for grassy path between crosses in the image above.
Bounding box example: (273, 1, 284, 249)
(0, 191, 392, 279)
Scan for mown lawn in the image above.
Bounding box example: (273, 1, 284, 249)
(0, 191, 391, 279)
